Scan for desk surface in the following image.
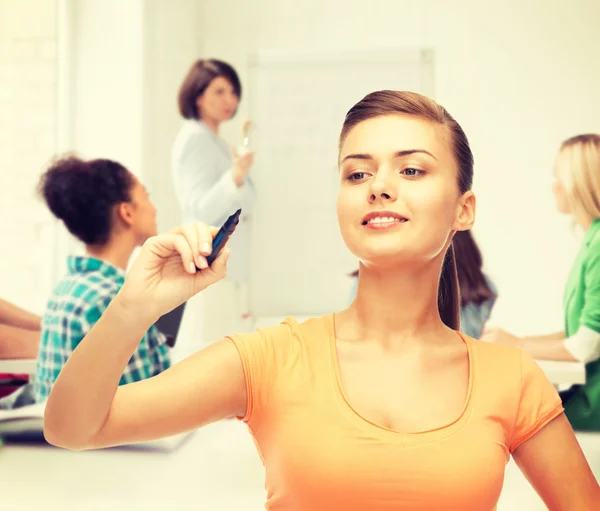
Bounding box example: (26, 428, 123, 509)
(0, 358, 36, 374)
(2, 418, 599, 511)
(536, 359, 586, 385)
(0, 420, 267, 510)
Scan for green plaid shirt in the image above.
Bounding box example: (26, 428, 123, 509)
(34, 256, 171, 402)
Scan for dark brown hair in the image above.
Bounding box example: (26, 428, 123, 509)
(340, 91, 474, 330)
(452, 230, 496, 307)
(38, 155, 134, 245)
(177, 59, 241, 120)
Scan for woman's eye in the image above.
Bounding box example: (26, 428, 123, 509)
(402, 168, 423, 177)
(348, 172, 367, 181)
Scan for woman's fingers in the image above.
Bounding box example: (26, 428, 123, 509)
(165, 222, 226, 273)
(171, 234, 197, 275)
(146, 233, 196, 275)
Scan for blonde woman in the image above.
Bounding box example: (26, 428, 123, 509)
(484, 134, 600, 431)
(45, 93, 598, 510)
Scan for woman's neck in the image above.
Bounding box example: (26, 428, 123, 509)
(343, 257, 448, 350)
(86, 236, 137, 271)
(201, 117, 220, 135)
(579, 215, 595, 232)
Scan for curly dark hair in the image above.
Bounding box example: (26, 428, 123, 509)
(38, 155, 134, 245)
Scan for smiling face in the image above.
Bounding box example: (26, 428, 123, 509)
(336, 114, 474, 270)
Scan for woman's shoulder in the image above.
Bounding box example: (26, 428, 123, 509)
(465, 334, 523, 372)
(173, 119, 213, 150)
(245, 315, 330, 342)
(230, 315, 331, 355)
(586, 223, 600, 257)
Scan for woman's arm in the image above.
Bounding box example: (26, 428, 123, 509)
(513, 414, 600, 510)
(44, 224, 246, 450)
(482, 328, 600, 362)
(0, 298, 41, 330)
(482, 328, 575, 360)
(0, 324, 40, 358)
(45, 301, 246, 450)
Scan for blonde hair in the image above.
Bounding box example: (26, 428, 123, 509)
(557, 134, 600, 223)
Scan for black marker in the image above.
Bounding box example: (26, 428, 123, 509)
(202, 208, 241, 268)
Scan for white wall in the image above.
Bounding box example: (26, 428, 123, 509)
(70, 0, 144, 175)
(199, 0, 600, 334)
(2, 0, 598, 335)
(142, 0, 203, 233)
(0, 0, 58, 313)
(69, 0, 201, 233)
(0, 0, 202, 312)
(55, 0, 202, 267)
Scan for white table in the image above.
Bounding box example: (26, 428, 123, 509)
(0, 358, 36, 374)
(536, 359, 586, 386)
(0, 420, 267, 510)
(2, 416, 599, 511)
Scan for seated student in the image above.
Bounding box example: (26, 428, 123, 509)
(0, 297, 41, 359)
(483, 134, 600, 431)
(348, 229, 497, 339)
(32, 155, 171, 403)
(453, 229, 497, 338)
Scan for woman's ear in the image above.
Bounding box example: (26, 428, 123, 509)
(453, 191, 476, 231)
(116, 202, 135, 227)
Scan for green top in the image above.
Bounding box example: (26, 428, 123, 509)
(562, 218, 600, 430)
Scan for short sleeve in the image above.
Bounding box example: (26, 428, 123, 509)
(227, 322, 293, 430)
(509, 350, 564, 452)
(581, 244, 600, 334)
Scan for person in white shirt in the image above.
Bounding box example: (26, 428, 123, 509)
(171, 59, 255, 353)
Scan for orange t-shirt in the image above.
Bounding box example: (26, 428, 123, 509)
(228, 315, 563, 511)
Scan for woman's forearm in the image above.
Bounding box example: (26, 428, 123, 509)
(0, 298, 41, 330)
(521, 331, 565, 343)
(44, 295, 154, 448)
(521, 337, 577, 361)
(0, 324, 40, 358)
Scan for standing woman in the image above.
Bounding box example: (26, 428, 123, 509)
(171, 59, 255, 351)
(452, 229, 497, 339)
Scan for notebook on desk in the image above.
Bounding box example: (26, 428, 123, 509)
(0, 401, 194, 450)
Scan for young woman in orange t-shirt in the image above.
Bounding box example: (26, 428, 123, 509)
(44, 91, 598, 510)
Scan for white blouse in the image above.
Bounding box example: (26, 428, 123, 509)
(171, 119, 255, 282)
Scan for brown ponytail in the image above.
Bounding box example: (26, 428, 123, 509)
(438, 243, 460, 330)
